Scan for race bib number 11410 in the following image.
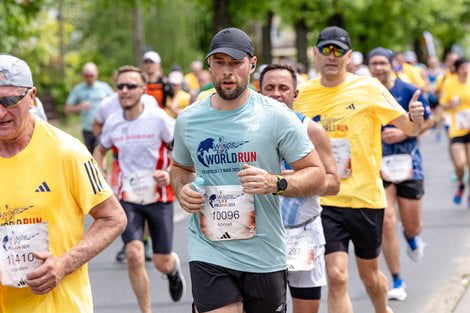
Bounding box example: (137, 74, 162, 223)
(0, 223, 49, 288)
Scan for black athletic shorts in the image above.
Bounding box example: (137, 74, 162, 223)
(289, 286, 321, 300)
(321, 206, 384, 259)
(120, 201, 174, 254)
(189, 261, 287, 313)
(451, 132, 470, 144)
(383, 179, 424, 199)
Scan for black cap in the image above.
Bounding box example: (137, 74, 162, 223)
(367, 47, 394, 64)
(206, 28, 254, 60)
(316, 26, 351, 50)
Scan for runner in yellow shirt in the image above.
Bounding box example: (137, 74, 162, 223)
(439, 57, 470, 206)
(294, 26, 424, 313)
(0, 54, 126, 313)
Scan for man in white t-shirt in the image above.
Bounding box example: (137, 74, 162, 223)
(93, 65, 184, 313)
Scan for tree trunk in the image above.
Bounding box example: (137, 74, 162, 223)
(260, 11, 273, 65)
(133, 0, 145, 65)
(213, 0, 231, 33)
(295, 19, 308, 69)
(57, 0, 65, 80)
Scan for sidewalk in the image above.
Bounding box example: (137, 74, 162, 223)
(453, 277, 470, 313)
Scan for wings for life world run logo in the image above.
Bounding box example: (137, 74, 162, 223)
(197, 137, 256, 168)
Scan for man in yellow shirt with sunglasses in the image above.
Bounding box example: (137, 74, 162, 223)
(0, 54, 127, 313)
(295, 26, 425, 313)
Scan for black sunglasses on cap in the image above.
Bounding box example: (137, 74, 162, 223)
(0, 88, 31, 109)
(116, 83, 140, 90)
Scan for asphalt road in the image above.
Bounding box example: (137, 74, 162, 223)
(88, 130, 470, 313)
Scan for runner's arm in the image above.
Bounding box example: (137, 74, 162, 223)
(238, 149, 326, 198)
(389, 90, 424, 136)
(26, 196, 127, 294)
(93, 144, 110, 176)
(170, 161, 204, 213)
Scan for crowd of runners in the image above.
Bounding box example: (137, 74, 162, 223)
(1, 23, 469, 313)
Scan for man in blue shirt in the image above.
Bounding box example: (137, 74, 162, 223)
(170, 28, 326, 313)
(65, 62, 113, 153)
(368, 47, 434, 302)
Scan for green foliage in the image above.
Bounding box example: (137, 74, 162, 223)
(144, 0, 205, 72)
(2, 0, 470, 121)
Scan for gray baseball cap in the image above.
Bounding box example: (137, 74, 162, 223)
(206, 28, 254, 60)
(0, 55, 33, 88)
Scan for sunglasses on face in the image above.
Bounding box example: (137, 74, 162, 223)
(319, 45, 348, 57)
(116, 83, 140, 90)
(0, 88, 30, 109)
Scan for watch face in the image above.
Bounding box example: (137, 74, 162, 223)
(278, 178, 288, 191)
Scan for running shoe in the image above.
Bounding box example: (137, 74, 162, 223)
(453, 185, 465, 204)
(115, 245, 126, 263)
(406, 236, 426, 262)
(388, 279, 407, 301)
(143, 238, 153, 262)
(167, 252, 185, 302)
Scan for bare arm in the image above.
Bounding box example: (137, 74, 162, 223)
(170, 162, 204, 214)
(26, 196, 127, 294)
(92, 120, 103, 138)
(238, 149, 326, 198)
(389, 90, 424, 136)
(308, 121, 340, 196)
(64, 102, 90, 115)
(93, 144, 110, 175)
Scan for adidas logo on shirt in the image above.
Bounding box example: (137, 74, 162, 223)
(346, 103, 356, 110)
(220, 232, 232, 240)
(35, 181, 51, 192)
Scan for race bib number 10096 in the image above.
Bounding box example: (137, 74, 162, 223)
(0, 223, 49, 288)
(200, 185, 256, 241)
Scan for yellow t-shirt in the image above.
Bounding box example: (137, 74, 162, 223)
(294, 73, 406, 208)
(435, 69, 454, 94)
(439, 75, 470, 138)
(400, 63, 426, 89)
(196, 87, 216, 102)
(166, 89, 191, 118)
(0, 119, 112, 313)
(184, 72, 200, 93)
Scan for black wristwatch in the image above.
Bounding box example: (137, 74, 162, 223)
(273, 175, 288, 195)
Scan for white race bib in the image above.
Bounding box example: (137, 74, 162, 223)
(286, 226, 315, 271)
(380, 154, 413, 183)
(330, 138, 352, 179)
(0, 223, 49, 288)
(200, 185, 255, 241)
(456, 109, 470, 130)
(121, 170, 158, 205)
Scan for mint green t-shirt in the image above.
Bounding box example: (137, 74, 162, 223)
(173, 90, 314, 273)
(66, 81, 113, 131)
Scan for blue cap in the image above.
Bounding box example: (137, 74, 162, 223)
(367, 47, 394, 64)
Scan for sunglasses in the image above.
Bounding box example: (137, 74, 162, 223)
(116, 83, 140, 90)
(319, 45, 348, 57)
(0, 88, 31, 109)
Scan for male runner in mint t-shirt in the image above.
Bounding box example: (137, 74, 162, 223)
(170, 28, 326, 313)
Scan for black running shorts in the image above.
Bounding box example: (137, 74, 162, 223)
(321, 206, 384, 259)
(120, 201, 174, 254)
(189, 261, 287, 313)
(451, 132, 470, 144)
(383, 179, 424, 199)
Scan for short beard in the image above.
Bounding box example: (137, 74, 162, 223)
(214, 81, 248, 101)
(121, 99, 140, 111)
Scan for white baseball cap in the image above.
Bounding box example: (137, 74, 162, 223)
(142, 51, 161, 64)
(168, 71, 184, 85)
(0, 54, 33, 88)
